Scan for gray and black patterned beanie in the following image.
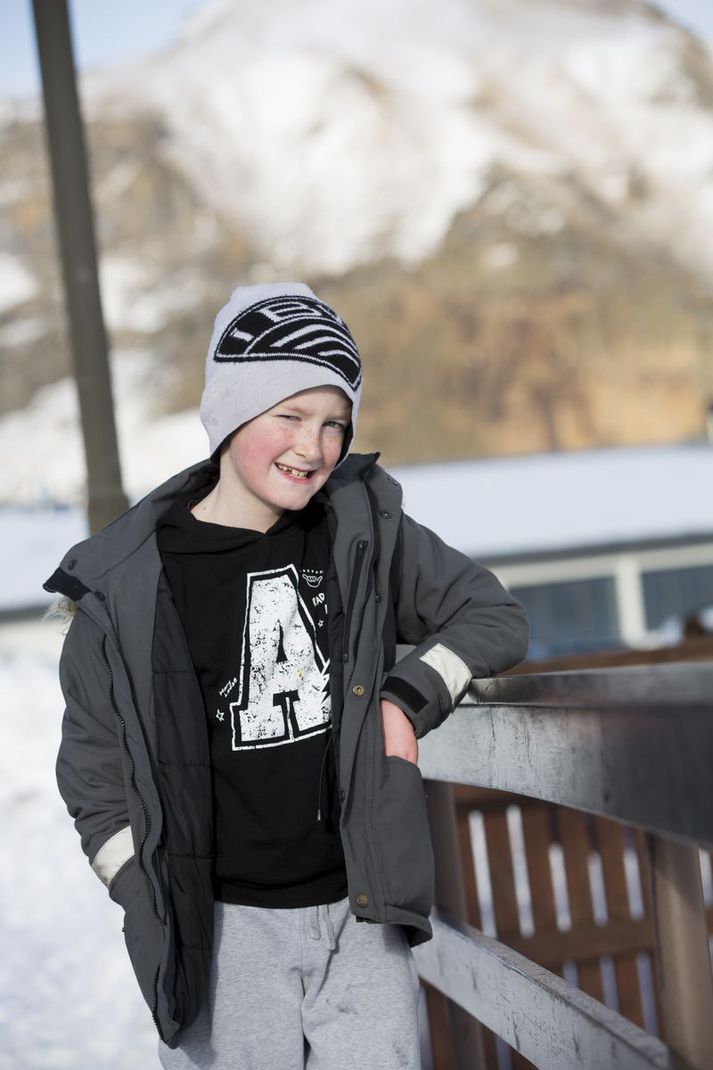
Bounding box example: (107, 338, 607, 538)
(200, 282, 363, 464)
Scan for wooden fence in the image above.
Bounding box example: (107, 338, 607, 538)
(413, 662, 713, 1070)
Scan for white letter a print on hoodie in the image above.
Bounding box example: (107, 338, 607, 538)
(230, 565, 330, 749)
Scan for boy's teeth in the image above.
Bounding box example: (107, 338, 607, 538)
(276, 463, 310, 478)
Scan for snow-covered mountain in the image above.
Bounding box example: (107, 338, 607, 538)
(84, 0, 713, 278)
(3, 0, 713, 504)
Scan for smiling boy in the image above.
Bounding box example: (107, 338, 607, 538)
(46, 282, 529, 1068)
(192, 385, 351, 528)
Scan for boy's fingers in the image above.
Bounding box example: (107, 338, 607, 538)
(380, 699, 419, 763)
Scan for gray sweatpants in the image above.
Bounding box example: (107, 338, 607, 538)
(158, 897, 422, 1070)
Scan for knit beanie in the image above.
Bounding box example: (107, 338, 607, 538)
(200, 282, 363, 464)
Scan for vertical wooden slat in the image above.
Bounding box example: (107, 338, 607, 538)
(426, 782, 487, 1070)
(484, 810, 519, 939)
(594, 816, 645, 1026)
(423, 979, 454, 1070)
(647, 833, 713, 1069)
(479, 1022, 499, 1069)
(459, 804, 500, 1069)
(706, 850, 713, 973)
(483, 809, 537, 1070)
(520, 803, 565, 978)
(522, 804, 558, 930)
(459, 805, 498, 1069)
(456, 804, 481, 929)
(558, 808, 604, 1003)
(636, 828, 664, 1035)
(636, 829, 653, 916)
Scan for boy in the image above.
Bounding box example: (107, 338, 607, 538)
(45, 282, 529, 1069)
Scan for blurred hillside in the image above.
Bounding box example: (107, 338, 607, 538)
(2, 0, 713, 469)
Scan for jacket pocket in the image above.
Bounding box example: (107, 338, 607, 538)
(373, 755, 435, 917)
(109, 858, 163, 1014)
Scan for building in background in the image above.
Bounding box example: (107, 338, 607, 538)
(393, 442, 713, 658)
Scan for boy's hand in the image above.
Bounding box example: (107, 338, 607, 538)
(380, 698, 418, 764)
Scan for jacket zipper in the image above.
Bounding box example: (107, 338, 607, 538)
(102, 636, 164, 1027)
(316, 729, 335, 823)
(362, 478, 389, 918)
(338, 472, 388, 918)
(328, 533, 371, 819)
(342, 539, 368, 663)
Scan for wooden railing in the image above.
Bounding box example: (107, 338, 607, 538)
(414, 662, 713, 1070)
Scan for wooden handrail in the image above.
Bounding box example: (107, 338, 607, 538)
(418, 660, 713, 1069)
(414, 910, 677, 1070)
(418, 662, 713, 847)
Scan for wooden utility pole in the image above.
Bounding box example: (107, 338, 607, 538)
(32, 0, 128, 532)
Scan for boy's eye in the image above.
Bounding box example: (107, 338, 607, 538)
(277, 414, 346, 430)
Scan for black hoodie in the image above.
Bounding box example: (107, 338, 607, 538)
(156, 493, 347, 908)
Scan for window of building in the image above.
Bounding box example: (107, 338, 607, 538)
(510, 576, 619, 658)
(642, 564, 713, 630)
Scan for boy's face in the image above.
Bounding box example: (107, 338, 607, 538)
(221, 385, 352, 522)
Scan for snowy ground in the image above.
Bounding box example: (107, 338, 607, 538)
(0, 619, 434, 1070)
(0, 619, 156, 1070)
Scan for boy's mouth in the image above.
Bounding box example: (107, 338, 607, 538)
(275, 462, 315, 481)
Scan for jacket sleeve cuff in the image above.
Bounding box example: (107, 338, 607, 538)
(380, 676, 428, 722)
(376, 663, 449, 740)
(380, 643, 464, 738)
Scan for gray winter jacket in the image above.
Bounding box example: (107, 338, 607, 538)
(46, 452, 529, 1046)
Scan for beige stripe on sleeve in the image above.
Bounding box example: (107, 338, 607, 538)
(419, 642, 472, 704)
(91, 825, 135, 887)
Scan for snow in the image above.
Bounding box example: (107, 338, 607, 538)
(0, 619, 155, 1069)
(0, 179, 31, 206)
(0, 351, 206, 506)
(3, 0, 713, 309)
(0, 252, 36, 313)
(73, 0, 713, 279)
(482, 241, 519, 270)
(0, 0, 711, 287)
(100, 257, 212, 333)
(0, 316, 44, 348)
(0, 378, 85, 506)
(99, 255, 152, 332)
(2, 507, 86, 611)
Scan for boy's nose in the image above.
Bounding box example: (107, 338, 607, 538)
(293, 427, 323, 461)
